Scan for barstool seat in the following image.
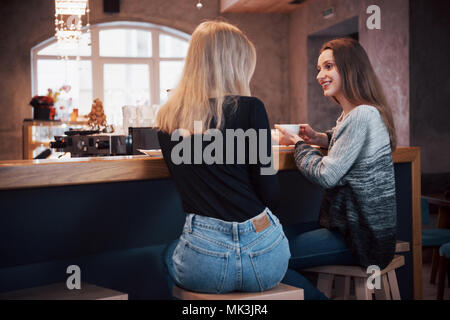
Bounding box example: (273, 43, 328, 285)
(173, 283, 304, 300)
(301, 255, 405, 300)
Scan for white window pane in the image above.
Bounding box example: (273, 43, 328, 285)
(160, 61, 184, 104)
(100, 29, 152, 57)
(36, 59, 93, 117)
(104, 64, 150, 126)
(159, 34, 188, 58)
(37, 32, 91, 56)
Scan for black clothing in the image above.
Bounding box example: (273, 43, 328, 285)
(158, 96, 280, 222)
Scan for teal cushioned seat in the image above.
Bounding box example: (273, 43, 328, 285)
(439, 242, 450, 258)
(421, 197, 450, 247)
(422, 229, 450, 247)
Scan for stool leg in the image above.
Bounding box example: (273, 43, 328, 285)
(334, 276, 350, 300)
(375, 274, 391, 300)
(447, 258, 450, 288)
(430, 248, 439, 284)
(317, 274, 334, 299)
(437, 256, 446, 300)
(354, 277, 372, 300)
(387, 270, 401, 300)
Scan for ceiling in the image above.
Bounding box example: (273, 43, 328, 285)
(220, 0, 311, 13)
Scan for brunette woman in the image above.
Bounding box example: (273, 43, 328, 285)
(275, 38, 397, 270)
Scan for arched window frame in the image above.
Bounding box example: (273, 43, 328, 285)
(31, 21, 190, 111)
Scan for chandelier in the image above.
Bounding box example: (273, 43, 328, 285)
(54, 0, 90, 59)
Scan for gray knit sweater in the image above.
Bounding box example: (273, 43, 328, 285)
(294, 105, 397, 269)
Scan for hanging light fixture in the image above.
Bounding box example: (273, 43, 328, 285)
(196, 0, 203, 9)
(54, 0, 90, 59)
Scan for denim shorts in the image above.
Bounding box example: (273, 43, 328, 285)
(164, 208, 291, 294)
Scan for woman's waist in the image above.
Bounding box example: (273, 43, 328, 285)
(185, 207, 280, 235)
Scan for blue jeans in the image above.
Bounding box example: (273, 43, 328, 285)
(164, 208, 290, 293)
(287, 227, 356, 269)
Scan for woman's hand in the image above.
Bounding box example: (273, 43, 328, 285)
(273, 125, 303, 146)
(299, 124, 329, 147)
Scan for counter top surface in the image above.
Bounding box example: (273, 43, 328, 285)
(0, 146, 420, 190)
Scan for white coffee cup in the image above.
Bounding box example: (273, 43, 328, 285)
(276, 124, 300, 135)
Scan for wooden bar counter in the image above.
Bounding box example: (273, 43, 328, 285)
(0, 146, 419, 189)
(0, 147, 422, 299)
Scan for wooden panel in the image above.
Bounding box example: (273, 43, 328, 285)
(410, 147, 423, 300)
(173, 283, 303, 300)
(220, 0, 309, 13)
(395, 240, 410, 253)
(0, 147, 419, 190)
(0, 155, 170, 190)
(392, 146, 420, 163)
(0, 282, 128, 300)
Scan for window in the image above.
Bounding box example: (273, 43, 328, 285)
(31, 21, 189, 130)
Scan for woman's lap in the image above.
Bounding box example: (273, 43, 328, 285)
(287, 227, 356, 269)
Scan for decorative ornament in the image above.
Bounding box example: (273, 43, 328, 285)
(54, 0, 91, 59)
(88, 98, 107, 130)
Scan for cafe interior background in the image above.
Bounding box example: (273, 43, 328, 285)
(0, 0, 449, 300)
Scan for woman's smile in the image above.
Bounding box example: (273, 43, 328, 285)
(316, 49, 342, 97)
(320, 80, 332, 90)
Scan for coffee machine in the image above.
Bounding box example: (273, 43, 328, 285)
(50, 127, 160, 157)
(51, 131, 129, 157)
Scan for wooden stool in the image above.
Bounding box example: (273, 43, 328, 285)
(302, 255, 404, 300)
(0, 282, 128, 300)
(301, 241, 409, 300)
(173, 283, 304, 300)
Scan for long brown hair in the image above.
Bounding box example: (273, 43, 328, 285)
(320, 38, 397, 150)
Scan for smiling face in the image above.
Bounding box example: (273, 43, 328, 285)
(316, 49, 342, 98)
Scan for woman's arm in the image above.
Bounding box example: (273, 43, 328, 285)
(294, 107, 371, 189)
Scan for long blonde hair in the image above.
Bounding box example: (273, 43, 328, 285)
(321, 38, 397, 150)
(156, 20, 257, 134)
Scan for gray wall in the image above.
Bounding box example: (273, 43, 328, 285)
(410, 0, 450, 174)
(0, 0, 289, 160)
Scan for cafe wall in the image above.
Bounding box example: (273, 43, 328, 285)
(289, 0, 410, 147)
(289, 0, 449, 178)
(0, 0, 289, 160)
(409, 0, 450, 176)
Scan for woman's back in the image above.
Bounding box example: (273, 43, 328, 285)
(158, 96, 279, 222)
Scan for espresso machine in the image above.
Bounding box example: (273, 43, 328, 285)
(51, 130, 129, 157)
(50, 127, 159, 157)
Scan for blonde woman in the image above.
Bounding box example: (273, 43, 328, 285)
(156, 21, 291, 294)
